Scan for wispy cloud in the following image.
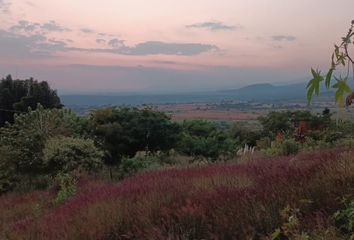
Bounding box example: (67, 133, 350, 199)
(10, 20, 71, 33)
(272, 35, 296, 41)
(118, 41, 218, 56)
(186, 21, 238, 31)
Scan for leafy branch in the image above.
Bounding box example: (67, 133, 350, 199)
(307, 20, 354, 106)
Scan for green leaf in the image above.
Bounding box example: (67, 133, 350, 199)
(306, 68, 323, 103)
(271, 228, 281, 240)
(332, 76, 353, 106)
(325, 68, 333, 89)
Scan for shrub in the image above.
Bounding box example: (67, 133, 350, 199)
(43, 136, 103, 175)
(118, 156, 157, 178)
(280, 139, 301, 156)
(334, 196, 354, 236)
(0, 146, 17, 194)
(0, 105, 83, 178)
(54, 174, 77, 204)
(264, 139, 301, 156)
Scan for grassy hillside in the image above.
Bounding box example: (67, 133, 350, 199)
(1, 148, 353, 239)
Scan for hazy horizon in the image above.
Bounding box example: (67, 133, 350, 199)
(0, 0, 353, 93)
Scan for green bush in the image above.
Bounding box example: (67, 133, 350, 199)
(281, 139, 301, 156)
(55, 174, 77, 204)
(334, 196, 354, 236)
(0, 146, 17, 194)
(43, 136, 103, 176)
(118, 156, 157, 178)
(264, 139, 301, 156)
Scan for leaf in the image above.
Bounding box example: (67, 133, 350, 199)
(325, 68, 333, 89)
(271, 228, 281, 240)
(332, 76, 353, 106)
(306, 68, 323, 103)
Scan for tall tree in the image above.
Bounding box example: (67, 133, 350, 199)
(0, 75, 62, 126)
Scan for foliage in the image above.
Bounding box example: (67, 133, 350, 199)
(54, 174, 77, 204)
(271, 206, 311, 240)
(264, 139, 301, 156)
(259, 110, 331, 138)
(118, 156, 157, 178)
(307, 20, 354, 106)
(229, 121, 262, 146)
(0, 146, 17, 193)
(334, 196, 354, 237)
(0, 105, 84, 184)
(0, 75, 62, 126)
(176, 120, 238, 160)
(43, 136, 103, 176)
(90, 107, 180, 167)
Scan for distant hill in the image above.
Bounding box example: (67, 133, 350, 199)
(220, 82, 308, 101)
(60, 82, 332, 107)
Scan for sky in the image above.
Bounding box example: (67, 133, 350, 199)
(0, 0, 353, 93)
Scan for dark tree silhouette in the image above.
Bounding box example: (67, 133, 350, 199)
(0, 75, 62, 126)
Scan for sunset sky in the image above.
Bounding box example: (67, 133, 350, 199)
(0, 0, 353, 93)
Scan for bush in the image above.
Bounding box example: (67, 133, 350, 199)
(0, 146, 17, 194)
(264, 139, 301, 156)
(334, 196, 354, 236)
(0, 105, 83, 178)
(43, 136, 103, 175)
(54, 174, 77, 204)
(118, 156, 157, 178)
(280, 139, 301, 156)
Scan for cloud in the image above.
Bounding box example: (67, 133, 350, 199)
(10, 20, 71, 33)
(0, 29, 66, 58)
(96, 39, 106, 44)
(186, 21, 237, 31)
(81, 28, 94, 34)
(1, 20, 218, 58)
(41, 21, 71, 32)
(153, 60, 177, 65)
(107, 38, 124, 48)
(272, 35, 296, 41)
(118, 41, 219, 56)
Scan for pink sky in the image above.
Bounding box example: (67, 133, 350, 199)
(0, 0, 353, 92)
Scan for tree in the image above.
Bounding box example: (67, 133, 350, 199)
(0, 105, 82, 179)
(90, 107, 180, 172)
(307, 20, 354, 106)
(0, 75, 62, 126)
(176, 120, 238, 160)
(43, 136, 103, 176)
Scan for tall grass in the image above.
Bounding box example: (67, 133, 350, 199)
(1, 148, 353, 239)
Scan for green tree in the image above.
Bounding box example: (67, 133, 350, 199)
(43, 136, 103, 176)
(0, 105, 82, 179)
(0, 75, 62, 126)
(176, 120, 238, 160)
(307, 20, 354, 106)
(90, 107, 180, 174)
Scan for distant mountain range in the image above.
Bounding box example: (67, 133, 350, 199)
(60, 82, 332, 107)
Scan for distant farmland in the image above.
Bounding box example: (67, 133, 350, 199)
(172, 111, 260, 121)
